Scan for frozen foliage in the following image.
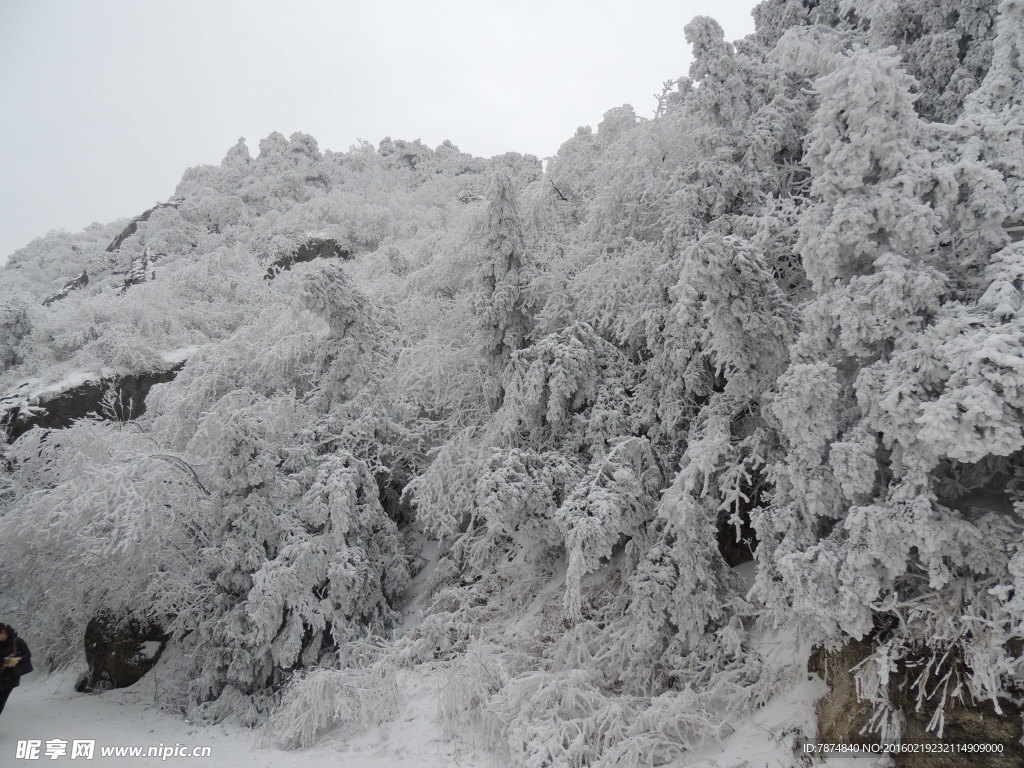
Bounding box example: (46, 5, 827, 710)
(261, 641, 400, 749)
(474, 172, 532, 374)
(756, 0, 1024, 736)
(2, 0, 1024, 763)
(1, 261, 410, 723)
(0, 291, 36, 370)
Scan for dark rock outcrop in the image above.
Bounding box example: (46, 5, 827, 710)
(77, 611, 168, 692)
(101, 201, 182, 295)
(264, 237, 351, 279)
(810, 640, 1024, 768)
(42, 269, 89, 307)
(1, 362, 184, 443)
(106, 201, 181, 253)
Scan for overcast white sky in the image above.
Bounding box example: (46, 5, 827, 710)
(0, 0, 758, 262)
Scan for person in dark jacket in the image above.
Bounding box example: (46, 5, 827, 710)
(0, 623, 32, 716)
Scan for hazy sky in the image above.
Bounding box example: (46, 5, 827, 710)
(0, 0, 758, 262)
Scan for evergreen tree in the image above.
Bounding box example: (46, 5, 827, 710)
(473, 172, 532, 406)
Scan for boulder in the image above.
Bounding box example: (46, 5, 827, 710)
(77, 611, 168, 691)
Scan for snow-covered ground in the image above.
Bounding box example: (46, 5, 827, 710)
(0, 667, 886, 768)
(0, 671, 488, 768)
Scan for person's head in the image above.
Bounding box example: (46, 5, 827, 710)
(0, 623, 14, 642)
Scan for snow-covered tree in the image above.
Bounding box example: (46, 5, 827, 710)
(472, 172, 532, 406)
(2, 0, 1022, 760)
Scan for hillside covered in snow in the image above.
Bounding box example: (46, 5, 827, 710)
(3, 1, 1024, 765)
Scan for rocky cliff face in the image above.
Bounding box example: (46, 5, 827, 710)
(1, 362, 185, 443)
(42, 269, 89, 306)
(105, 201, 182, 253)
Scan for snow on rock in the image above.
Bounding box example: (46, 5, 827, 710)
(1, 350, 197, 441)
(160, 345, 203, 366)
